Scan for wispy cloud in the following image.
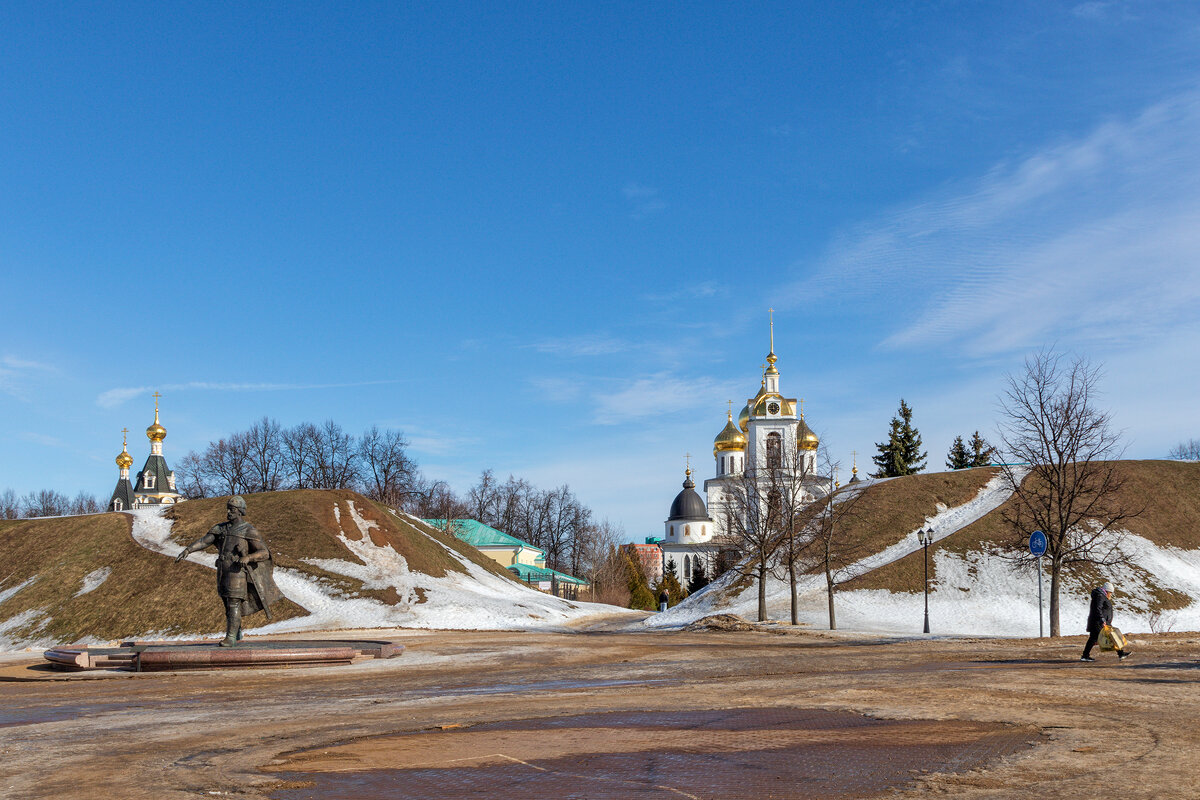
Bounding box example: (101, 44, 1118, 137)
(19, 432, 67, 448)
(593, 373, 731, 425)
(622, 182, 667, 219)
(785, 88, 1200, 358)
(527, 334, 632, 357)
(96, 380, 401, 409)
(0, 356, 55, 400)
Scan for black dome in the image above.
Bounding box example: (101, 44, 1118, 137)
(668, 473, 709, 521)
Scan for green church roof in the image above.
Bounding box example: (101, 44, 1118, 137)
(423, 518, 545, 555)
(506, 562, 589, 586)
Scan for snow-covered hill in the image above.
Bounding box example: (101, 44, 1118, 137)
(649, 462, 1200, 637)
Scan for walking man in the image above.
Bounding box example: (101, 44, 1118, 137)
(1081, 581, 1129, 662)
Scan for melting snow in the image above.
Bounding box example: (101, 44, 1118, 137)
(74, 567, 112, 597)
(123, 505, 621, 637)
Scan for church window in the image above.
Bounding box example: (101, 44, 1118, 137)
(144, 471, 156, 489)
(684, 555, 692, 578)
(167, 472, 176, 491)
(766, 432, 782, 469)
(670, 525, 675, 538)
(684, 524, 691, 538)
(112, 498, 122, 511)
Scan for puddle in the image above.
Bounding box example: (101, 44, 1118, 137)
(268, 707, 1037, 799)
(0, 701, 143, 729)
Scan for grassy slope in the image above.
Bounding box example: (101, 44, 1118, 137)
(0, 489, 521, 646)
(842, 460, 1200, 612)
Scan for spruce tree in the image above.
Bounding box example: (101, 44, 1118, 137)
(624, 550, 655, 610)
(872, 399, 927, 477)
(946, 435, 970, 470)
(687, 561, 709, 593)
(968, 431, 994, 467)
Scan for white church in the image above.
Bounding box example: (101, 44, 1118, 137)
(661, 319, 836, 585)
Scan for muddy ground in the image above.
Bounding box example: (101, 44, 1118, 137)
(2, 625, 1199, 799)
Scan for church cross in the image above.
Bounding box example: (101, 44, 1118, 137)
(121, 428, 129, 447)
(152, 391, 161, 410)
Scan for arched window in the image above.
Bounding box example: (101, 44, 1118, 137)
(144, 471, 156, 489)
(684, 555, 692, 578)
(670, 525, 675, 538)
(684, 524, 691, 538)
(766, 432, 782, 469)
(112, 498, 122, 511)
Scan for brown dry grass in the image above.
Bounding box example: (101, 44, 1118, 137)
(0, 512, 304, 644)
(844, 460, 1200, 613)
(0, 489, 523, 646)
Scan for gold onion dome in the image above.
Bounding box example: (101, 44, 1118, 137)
(714, 412, 747, 455)
(796, 415, 819, 451)
(116, 446, 133, 469)
(146, 408, 167, 442)
(738, 402, 751, 433)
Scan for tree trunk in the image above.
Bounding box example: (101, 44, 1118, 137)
(789, 559, 798, 625)
(758, 561, 768, 622)
(1049, 560, 1061, 637)
(826, 561, 836, 630)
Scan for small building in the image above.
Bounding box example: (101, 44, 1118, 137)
(425, 518, 589, 598)
(108, 393, 181, 511)
(629, 539, 663, 584)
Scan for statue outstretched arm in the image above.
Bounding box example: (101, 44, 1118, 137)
(175, 529, 218, 563)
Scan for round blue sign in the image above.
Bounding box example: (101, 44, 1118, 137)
(1029, 530, 1047, 557)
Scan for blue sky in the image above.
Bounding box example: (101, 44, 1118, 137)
(3, 2, 1198, 538)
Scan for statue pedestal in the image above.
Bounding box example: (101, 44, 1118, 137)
(42, 639, 403, 672)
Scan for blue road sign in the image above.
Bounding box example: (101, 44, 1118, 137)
(1029, 530, 1047, 557)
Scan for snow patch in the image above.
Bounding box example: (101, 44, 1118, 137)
(74, 568, 111, 597)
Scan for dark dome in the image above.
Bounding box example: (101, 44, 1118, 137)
(668, 472, 709, 521)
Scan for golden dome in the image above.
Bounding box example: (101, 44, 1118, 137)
(116, 447, 133, 469)
(737, 402, 750, 433)
(750, 381, 787, 418)
(713, 412, 747, 455)
(797, 415, 819, 451)
(146, 405, 166, 443)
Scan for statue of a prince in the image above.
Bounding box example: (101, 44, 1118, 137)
(175, 495, 284, 646)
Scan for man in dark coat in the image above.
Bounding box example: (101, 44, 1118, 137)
(175, 495, 284, 646)
(1081, 581, 1129, 662)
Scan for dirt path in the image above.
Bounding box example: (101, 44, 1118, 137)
(1, 629, 1198, 799)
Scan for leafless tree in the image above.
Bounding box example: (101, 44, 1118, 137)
(1, 489, 21, 519)
(1169, 438, 1200, 461)
(175, 451, 214, 498)
(358, 425, 416, 507)
(574, 519, 625, 602)
(309, 419, 359, 489)
(68, 491, 100, 515)
(244, 417, 284, 492)
(21, 489, 69, 518)
(997, 348, 1142, 637)
(281, 422, 319, 489)
(722, 459, 787, 622)
(767, 445, 830, 625)
(804, 476, 873, 630)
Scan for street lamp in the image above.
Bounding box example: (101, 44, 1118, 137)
(918, 527, 934, 634)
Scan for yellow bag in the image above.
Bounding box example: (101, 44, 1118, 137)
(1098, 625, 1128, 652)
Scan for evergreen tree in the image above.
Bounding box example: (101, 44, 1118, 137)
(687, 561, 709, 594)
(968, 431, 994, 467)
(872, 399, 927, 477)
(658, 559, 687, 605)
(946, 435, 971, 469)
(623, 550, 656, 610)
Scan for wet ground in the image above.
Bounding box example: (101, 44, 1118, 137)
(2, 627, 1199, 799)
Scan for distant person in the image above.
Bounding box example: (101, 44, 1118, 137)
(659, 588, 669, 613)
(1080, 582, 1129, 662)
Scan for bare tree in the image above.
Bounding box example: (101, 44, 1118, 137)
(574, 519, 625, 602)
(244, 417, 284, 492)
(22, 489, 69, 518)
(997, 348, 1142, 637)
(68, 491, 100, 515)
(175, 451, 214, 498)
(723, 461, 786, 622)
(768, 445, 828, 625)
(1, 489, 21, 519)
(281, 422, 319, 489)
(804, 476, 872, 630)
(1168, 438, 1200, 461)
(309, 419, 359, 489)
(358, 425, 416, 506)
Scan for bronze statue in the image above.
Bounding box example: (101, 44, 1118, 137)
(175, 495, 283, 646)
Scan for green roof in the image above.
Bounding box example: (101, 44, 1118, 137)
(506, 562, 589, 586)
(422, 519, 545, 555)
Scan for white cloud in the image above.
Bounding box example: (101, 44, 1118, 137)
(621, 182, 667, 218)
(527, 334, 632, 357)
(96, 380, 400, 409)
(592, 373, 733, 425)
(0, 356, 54, 400)
(787, 88, 1200, 359)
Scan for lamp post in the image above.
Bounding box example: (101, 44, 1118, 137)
(918, 526, 934, 634)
